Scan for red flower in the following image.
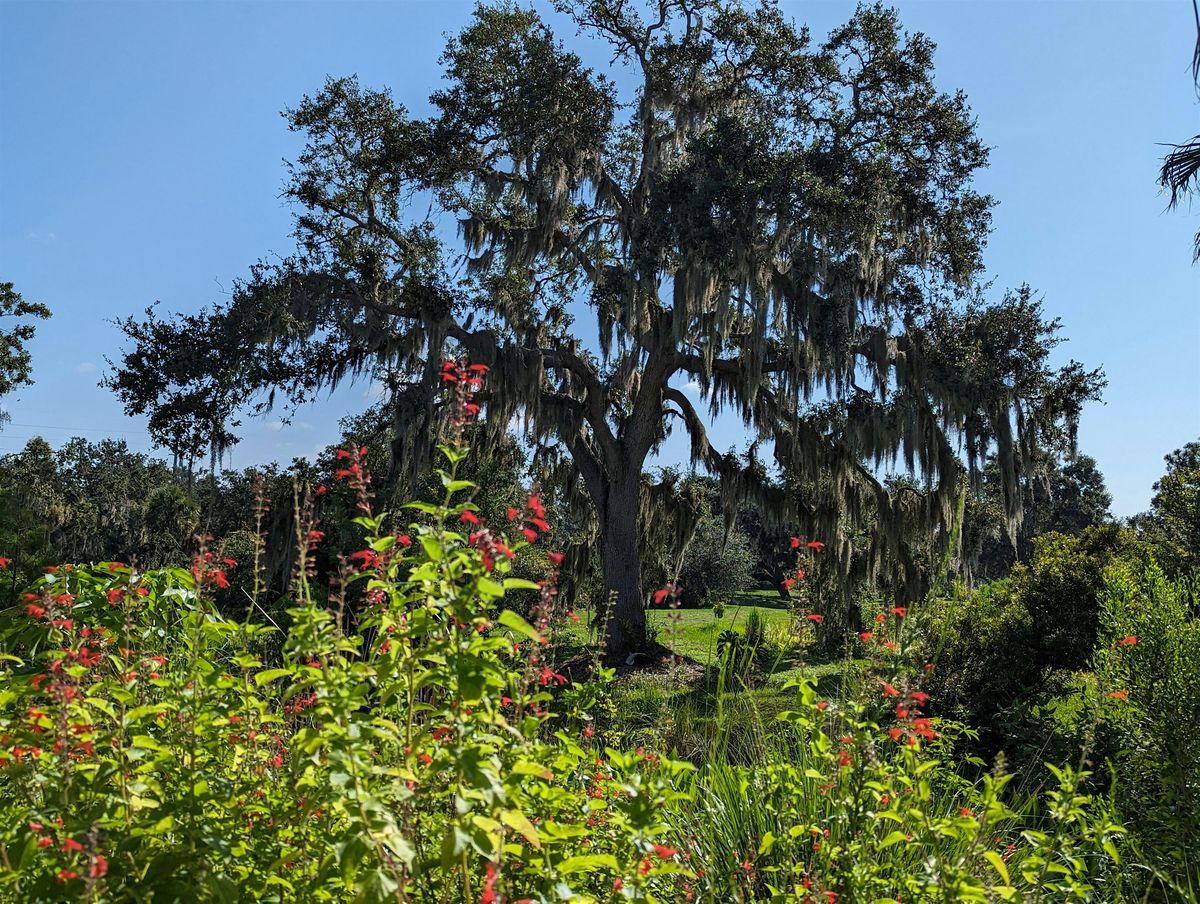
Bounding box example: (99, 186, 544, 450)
(781, 578, 796, 592)
(106, 588, 124, 604)
(858, 631, 874, 642)
(807, 541, 825, 552)
(521, 528, 537, 543)
(838, 750, 852, 767)
(910, 691, 930, 706)
(653, 584, 680, 605)
(349, 549, 381, 570)
(0, 557, 9, 569)
(37, 836, 52, 848)
(57, 870, 79, 883)
(1118, 635, 1137, 647)
(891, 606, 907, 618)
(790, 537, 801, 549)
(397, 534, 412, 547)
(539, 667, 567, 686)
(479, 862, 499, 904)
(653, 843, 679, 859)
(506, 507, 519, 521)
(548, 551, 564, 566)
(25, 604, 45, 619)
(89, 855, 108, 879)
(1107, 690, 1129, 702)
(210, 570, 230, 589)
(62, 838, 83, 852)
(806, 613, 823, 624)
(880, 682, 899, 697)
(460, 510, 480, 526)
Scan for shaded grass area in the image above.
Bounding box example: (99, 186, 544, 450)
(559, 591, 794, 666)
(649, 601, 792, 664)
(553, 595, 873, 765)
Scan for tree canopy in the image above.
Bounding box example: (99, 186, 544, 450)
(108, 0, 1102, 652)
(0, 281, 51, 419)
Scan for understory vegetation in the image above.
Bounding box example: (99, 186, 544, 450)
(1, 403, 1198, 901)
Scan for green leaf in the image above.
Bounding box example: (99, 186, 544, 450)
(501, 578, 542, 591)
(254, 668, 293, 687)
(557, 854, 619, 874)
(880, 830, 908, 848)
(983, 850, 1011, 885)
(477, 577, 505, 599)
(420, 536, 444, 562)
(498, 610, 544, 644)
(501, 809, 542, 849)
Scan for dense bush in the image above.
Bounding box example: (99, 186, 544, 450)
(1091, 562, 1200, 883)
(0, 441, 696, 901)
(922, 526, 1139, 755)
(677, 518, 754, 609)
(0, 433, 1150, 901)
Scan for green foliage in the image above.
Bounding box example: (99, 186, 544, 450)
(0, 444, 695, 902)
(924, 526, 1138, 754)
(1135, 440, 1200, 576)
(671, 675, 1126, 902)
(0, 281, 50, 403)
(677, 518, 754, 608)
(0, 438, 197, 608)
(1092, 561, 1200, 885)
(964, 452, 1113, 581)
(0, 433, 1169, 901)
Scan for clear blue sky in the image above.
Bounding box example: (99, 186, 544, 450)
(1, 0, 1197, 517)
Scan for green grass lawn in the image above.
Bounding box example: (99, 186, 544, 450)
(649, 601, 792, 664)
(558, 591, 797, 666)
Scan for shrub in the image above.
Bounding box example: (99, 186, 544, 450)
(0, 436, 695, 902)
(677, 518, 754, 608)
(1092, 561, 1200, 887)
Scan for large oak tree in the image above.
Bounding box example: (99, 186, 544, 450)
(109, 1, 1100, 652)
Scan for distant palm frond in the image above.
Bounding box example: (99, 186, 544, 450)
(1161, 0, 1200, 261)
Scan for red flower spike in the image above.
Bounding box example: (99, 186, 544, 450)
(1118, 635, 1137, 647)
(460, 510, 480, 526)
(1107, 690, 1129, 702)
(806, 613, 823, 623)
(790, 537, 801, 550)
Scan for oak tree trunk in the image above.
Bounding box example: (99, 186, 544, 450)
(600, 476, 645, 656)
